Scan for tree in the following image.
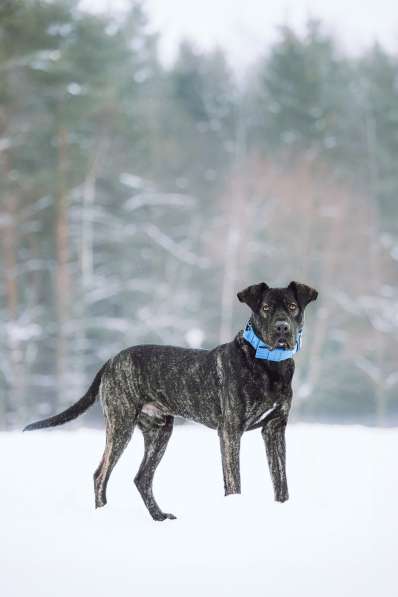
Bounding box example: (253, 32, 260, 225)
(358, 44, 398, 233)
(250, 20, 350, 162)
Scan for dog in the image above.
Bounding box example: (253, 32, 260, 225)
(24, 281, 318, 520)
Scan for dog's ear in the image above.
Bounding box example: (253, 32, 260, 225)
(237, 282, 269, 312)
(288, 281, 318, 309)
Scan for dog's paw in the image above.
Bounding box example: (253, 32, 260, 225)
(275, 494, 289, 503)
(95, 497, 107, 509)
(164, 512, 177, 520)
(224, 489, 242, 497)
(152, 511, 177, 521)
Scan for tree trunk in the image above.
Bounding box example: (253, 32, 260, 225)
(1, 193, 19, 427)
(365, 109, 386, 426)
(55, 126, 70, 409)
(0, 116, 23, 427)
(219, 111, 248, 343)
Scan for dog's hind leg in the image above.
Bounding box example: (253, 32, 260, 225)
(94, 421, 134, 508)
(94, 381, 138, 509)
(134, 413, 175, 521)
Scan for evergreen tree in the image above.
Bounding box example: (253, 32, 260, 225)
(166, 41, 236, 192)
(250, 20, 350, 161)
(358, 44, 398, 232)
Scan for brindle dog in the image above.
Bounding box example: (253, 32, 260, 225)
(24, 281, 318, 521)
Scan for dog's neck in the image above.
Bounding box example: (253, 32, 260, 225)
(234, 331, 295, 386)
(241, 320, 302, 362)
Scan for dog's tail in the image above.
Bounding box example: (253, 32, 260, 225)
(23, 364, 106, 431)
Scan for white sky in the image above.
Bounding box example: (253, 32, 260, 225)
(82, 0, 398, 70)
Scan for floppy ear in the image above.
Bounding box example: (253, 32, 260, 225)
(288, 281, 318, 309)
(237, 282, 269, 312)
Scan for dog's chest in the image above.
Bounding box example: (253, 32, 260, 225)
(238, 366, 292, 427)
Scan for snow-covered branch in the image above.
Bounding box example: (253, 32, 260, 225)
(144, 224, 208, 267)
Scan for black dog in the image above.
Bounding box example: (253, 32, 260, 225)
(24, 281, 318, 520)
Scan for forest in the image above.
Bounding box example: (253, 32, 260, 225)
(1, 0, 398, 429)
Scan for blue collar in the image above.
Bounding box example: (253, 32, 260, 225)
(242, 322, 302, 362)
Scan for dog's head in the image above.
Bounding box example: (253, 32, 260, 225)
(237, 281, 318, 350)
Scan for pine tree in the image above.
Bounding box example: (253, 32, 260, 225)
(358, 44, 398, 232)
(250, 20, 350, 161)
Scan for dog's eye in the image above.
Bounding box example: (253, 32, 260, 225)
(288, 303, 297, 311)
(262, 304, 270, 312)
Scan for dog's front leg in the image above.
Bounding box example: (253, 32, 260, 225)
(262, 415, 289, 502)
(218, 423, 242, 496)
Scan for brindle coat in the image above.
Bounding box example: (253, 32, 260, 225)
(24, 281, 318, 520)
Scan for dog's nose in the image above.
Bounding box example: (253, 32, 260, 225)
(274, 320, 290, 335)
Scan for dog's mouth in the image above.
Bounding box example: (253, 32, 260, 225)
(270, 337, 295, 350)
(276, 339, 289, 349)
(260, 330, 296, 351)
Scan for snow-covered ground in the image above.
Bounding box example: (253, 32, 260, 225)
(1, 424, 397, 597)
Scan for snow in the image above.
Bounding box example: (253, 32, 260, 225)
(1, 424, 397, 597)
(185, 328, 205, 348)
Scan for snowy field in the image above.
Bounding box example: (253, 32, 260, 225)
(1, 424, 397, 597)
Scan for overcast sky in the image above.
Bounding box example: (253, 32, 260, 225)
(82, 0, 398, 70)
